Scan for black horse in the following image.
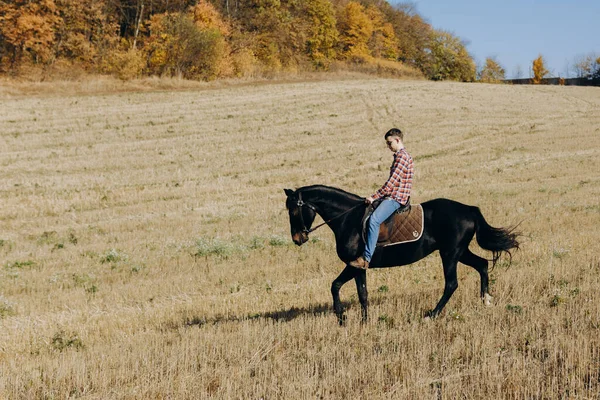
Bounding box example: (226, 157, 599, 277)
(284, 185, 519, 324)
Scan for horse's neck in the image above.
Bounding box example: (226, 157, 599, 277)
(304, 190, 360, 222)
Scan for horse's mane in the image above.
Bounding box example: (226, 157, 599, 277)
(297, 184, 363, 203)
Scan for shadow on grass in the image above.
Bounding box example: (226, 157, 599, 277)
(184, 300, 357, 328)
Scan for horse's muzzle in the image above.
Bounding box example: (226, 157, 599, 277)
(292, 232, 308, 246)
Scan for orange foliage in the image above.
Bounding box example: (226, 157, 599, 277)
(0, 0, 61, 65)
(190, 1, 231, 36)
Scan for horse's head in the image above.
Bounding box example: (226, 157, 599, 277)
(284, 188, 317, 246)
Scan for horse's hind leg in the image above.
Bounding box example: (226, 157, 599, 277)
(459, 249, 492, 305)
(331, 266, 358, 325)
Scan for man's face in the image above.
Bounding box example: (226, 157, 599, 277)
(386, 136, 402, 152)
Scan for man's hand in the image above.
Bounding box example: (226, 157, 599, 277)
(365, 196, 375, 204)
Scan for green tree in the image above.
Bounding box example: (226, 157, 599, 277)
(426, 30, 475, 81)
(478, 57, 505, 83)
(383, 3, 432, 70)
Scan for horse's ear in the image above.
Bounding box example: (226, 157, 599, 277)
(284, 188, 295, 197)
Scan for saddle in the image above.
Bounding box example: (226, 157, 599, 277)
(362, 200, 424, 247)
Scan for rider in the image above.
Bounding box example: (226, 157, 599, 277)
(349, 128, 414, 269)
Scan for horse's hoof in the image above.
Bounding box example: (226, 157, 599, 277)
(483, 293, 493, 307)
(423, 310, 437, 321)
(337, 314, 347, 326)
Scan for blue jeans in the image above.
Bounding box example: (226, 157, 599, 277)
(364, 199, 402, 262)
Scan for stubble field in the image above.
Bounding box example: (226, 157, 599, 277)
(1, 77, 600, 399)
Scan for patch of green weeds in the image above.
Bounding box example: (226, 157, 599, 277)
(552, 248, 569, 259)
(550, 294, 565, 307)
(130, 264, 144, 273)
(100, 248, 126, 264)
(51, 330, 84, 352)
(506, 304, 523, 314)
(448, 310, 465, 322)
(194, 238, 238, 259)
(5, 260, 36, 270)
(52, 243, 65, 252)
(249, 236, 265, 250)
(0, 296, 16, 318)
(268, 235, 288, 247)
(377, 285, 389, 293)
(378, 314, 395, 328)
(37, 231, 58, 245)
(68, 231, 78, 245)
(72, 273, 98, 293)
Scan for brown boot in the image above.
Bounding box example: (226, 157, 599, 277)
(349, 256, 369, 269)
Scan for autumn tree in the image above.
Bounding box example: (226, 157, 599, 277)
(145, 12, 226, 80)
(53, 0, 119, 67)
(532, 55, 549, 84)
(104, 0, 196, 39)
(426, 30, 475, 81)
(365, 5, 397, 60)
(190, 0, 234, 77)
(0, 0, 61, 69)
(338, 1, 374, 61)
(303, 0, 338, 68)
(478, 57, 505, 83)
(230, 0, 308, 72)
(383, 3, 431, 71)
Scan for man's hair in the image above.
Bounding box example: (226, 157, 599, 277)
(384, 128, 403, 141)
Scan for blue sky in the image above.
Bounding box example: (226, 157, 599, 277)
(394, 0, 600, 78)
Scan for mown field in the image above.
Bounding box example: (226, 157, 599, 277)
(1, 77, 600, 399)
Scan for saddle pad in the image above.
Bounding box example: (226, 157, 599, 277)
(377, 204, 424, 246)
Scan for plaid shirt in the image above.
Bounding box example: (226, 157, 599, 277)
(372, 148, 413, 205)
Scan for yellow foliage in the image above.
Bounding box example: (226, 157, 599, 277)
(478, 57, 505, 83)
(231, 48, 259, 77)
(101, 48, 146, 80)
(532, 55, 549, 84)
(191, 1, 231, 36)
(340, 2, 374, 60)
(143, 12, 233, 80)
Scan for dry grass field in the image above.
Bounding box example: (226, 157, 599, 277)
(1, 77, 600, 399)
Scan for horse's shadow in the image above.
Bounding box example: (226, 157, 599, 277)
(184, 300, 356, 327)
(183, 295, 400, 328)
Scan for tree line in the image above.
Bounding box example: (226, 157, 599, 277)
(3, 1, 596, 84)
(0, 0, 479, 81)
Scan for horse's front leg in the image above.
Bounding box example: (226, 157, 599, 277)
(331, 266, 358, 325)
(355, 269, 368, 323)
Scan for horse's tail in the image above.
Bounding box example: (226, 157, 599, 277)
(472, 207, 520, 269)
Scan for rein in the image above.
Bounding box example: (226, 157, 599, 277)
(297, 192, 364, 234)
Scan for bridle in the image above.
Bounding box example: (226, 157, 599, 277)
(295, 192, 364, 235)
